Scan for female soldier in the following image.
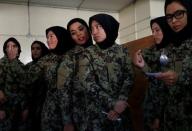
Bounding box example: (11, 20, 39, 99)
(162, 0, 192, 130)
(25, 26, 73, 131)
(88, 14, 133, 131)
(56, 18, 93, 131)
(0, 37, 25, 131)
(58, 18, 93, 90)
(134, 0, 192, 130)
(25, 41, 48, 131)
(133, 16, 174, 131)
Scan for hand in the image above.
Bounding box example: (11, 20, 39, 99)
(114, 100, 129, 114)
(107, 110, 119, 121)
(21, 109, 29, 122)
(132, 50, 145, 68)
(150, 118, 160, 131)
(156, 70, 178, 86)
(64, 123, 75, 131)
(0, 110, 6, 121)
(0, 90, 6, 105)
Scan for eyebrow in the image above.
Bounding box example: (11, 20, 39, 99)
(166, 9, 186, 15)
(70, 25, 84, 32)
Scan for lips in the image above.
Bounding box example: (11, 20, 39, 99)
(173, 25, 181, 31)
(78, 37, 85, 41)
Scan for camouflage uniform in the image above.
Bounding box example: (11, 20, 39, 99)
(26, 53, 62, 131)
(0, 56, 26, 131)
(162, 36, 192, 131)
(57, 44, 133, 131)
(142, 46, 169, 130)
(143, 36, 192, 131)
(25, 60, 48, 131)
(38, 46, 88, 131)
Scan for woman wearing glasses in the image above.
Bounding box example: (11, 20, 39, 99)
(160, 0, 192, 130)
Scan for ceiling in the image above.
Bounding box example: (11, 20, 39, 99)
(0, 0, 135, 12)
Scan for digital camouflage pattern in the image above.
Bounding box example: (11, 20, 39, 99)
(0, 56, 26, 131)
(143, 36, 192, 131)
(26, 53, 63, 131)
(25, 60, 48, 131)
(163, 36, 192, 131)
(142, 46, 169, 131)
(57, 44, 133, 131)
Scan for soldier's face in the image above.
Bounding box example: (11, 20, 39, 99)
(151, 22, 163, 44)
(31, 43, 42, 59)
(165, 1, 187, 32)
(91, 20, 106, 43)
(69, 22, 89, 45)
(46, 31, 58, 49)
(6, 41, 19, 56)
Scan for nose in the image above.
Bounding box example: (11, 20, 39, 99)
(7, 45, 13, 51)
(152, 31, 157, 37)
(77, 31, 82, 36)
(172, 17, 177, 23)
(91, 28, 97, 35)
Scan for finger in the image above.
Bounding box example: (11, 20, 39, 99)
(107, 111, 119, 121)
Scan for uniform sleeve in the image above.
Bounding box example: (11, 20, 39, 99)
(177, 56, 192, 86)
(0, 57, 8, 91)
(142, 47, 160, 73)
(118, 49, 134, 101)
(0, 64, 5, 91)
(57, 55, 74, 125)
(176, 41, 192, 87)
(25, 59, 44, 85)
(7, 59, 27, 110)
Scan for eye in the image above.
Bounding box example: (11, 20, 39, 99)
(13, 44, 17, 48)
(97, 24, 102, 28)
(166, 14, 173, 22)
(174, 10, 185, 18)
(79, 26, 84, 31)
(70, 32, 76, 36)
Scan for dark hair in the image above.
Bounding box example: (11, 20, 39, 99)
(31, 40, 49, 61)
(3, 37, 21, 58)
(67, 18, 93, 48)
(165, 0, 184, 13)
(46, 26, 74, 55)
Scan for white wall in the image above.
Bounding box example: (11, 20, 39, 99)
(0, 3, 118, 64)
(119, 3, 136, 44)
(150, 0, 165, 19)
(119, 0, 165, 44)
(119, 0, 151, 44)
